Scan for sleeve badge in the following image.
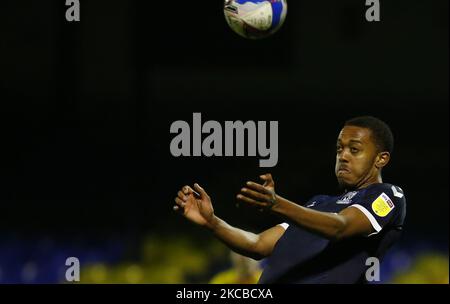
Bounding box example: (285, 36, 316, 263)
(371, 193, 395, 217)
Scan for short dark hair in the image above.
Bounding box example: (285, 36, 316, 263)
(344, 116, 394, 154)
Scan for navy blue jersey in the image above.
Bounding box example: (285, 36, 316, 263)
(258, 183, 406, 284)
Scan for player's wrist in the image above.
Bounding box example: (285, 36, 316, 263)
(205, 214, 220, 231)
(270, 195, 288, 214)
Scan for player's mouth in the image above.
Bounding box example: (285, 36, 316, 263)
(337, 166, 351, 175)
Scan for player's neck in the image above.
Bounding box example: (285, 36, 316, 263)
(356, 174, 383, 190)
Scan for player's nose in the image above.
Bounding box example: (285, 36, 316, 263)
(338, 150, 350, 163)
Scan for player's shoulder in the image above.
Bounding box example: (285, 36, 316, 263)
(364, 183, 406, 203)
(301, 194, 331, 209)
(307, 194, 330, 204)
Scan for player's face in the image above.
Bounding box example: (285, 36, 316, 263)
(335, 126, 379, 189)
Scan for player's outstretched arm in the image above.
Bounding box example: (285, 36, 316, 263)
(237, 174, 374, 241)
(174, 183, 285, 260)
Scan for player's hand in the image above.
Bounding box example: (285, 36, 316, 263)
(237, 173, 278, 211)
(173, 183, 215, 228)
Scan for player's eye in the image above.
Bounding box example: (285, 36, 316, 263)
(350, 147, 359, 153)
(336, 146, 342, 153)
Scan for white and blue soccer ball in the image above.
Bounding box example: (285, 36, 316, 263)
(224, 0, 288, 39)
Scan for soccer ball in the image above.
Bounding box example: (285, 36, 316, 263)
(224, 0, 288, 39)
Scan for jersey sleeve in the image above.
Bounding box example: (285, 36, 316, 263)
(348, 185, 405, 236)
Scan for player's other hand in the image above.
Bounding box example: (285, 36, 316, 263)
(237, 173, 277, 211)
(174, 183, 216, 228)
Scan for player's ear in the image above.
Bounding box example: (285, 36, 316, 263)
(375, 152, 390, 169)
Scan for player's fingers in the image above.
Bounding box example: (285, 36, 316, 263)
(246, 181, 271, 194)
(260, 174, 275, 190)
(173, 205, 185, 215)
(260, 173, 274, 184)
(182, 185, 194, 195)
(177, 190, 188, 201)
(173, 205, 181, 212)
(182, 185, 201, 198)
(260, 173, 272, 180)
(236, 194, 266, 207)
(194, 183, 208, 198)
(175, 197, 186, 208)
(240, 187, 269, 202)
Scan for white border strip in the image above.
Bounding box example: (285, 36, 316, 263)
(279, 223, 290, 230)
(349, 204, 382, 234)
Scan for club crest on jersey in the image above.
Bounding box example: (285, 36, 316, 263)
(336, 191, 357, 205)
(371, 193, 395, 217)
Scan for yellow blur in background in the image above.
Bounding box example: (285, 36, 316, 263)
(391, 253, 449, 284)
(209, 251, 262, 284)
(80, 235, 227, 284)
(78, 235, 448, 284)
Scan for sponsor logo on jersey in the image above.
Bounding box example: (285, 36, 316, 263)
(336, 191, 357, 204)
(371, 193, 395, 217)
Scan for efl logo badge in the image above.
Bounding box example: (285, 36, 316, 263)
(371, 193, 395, 217)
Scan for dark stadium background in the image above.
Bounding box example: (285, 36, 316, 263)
(0, 0, 448, 283)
